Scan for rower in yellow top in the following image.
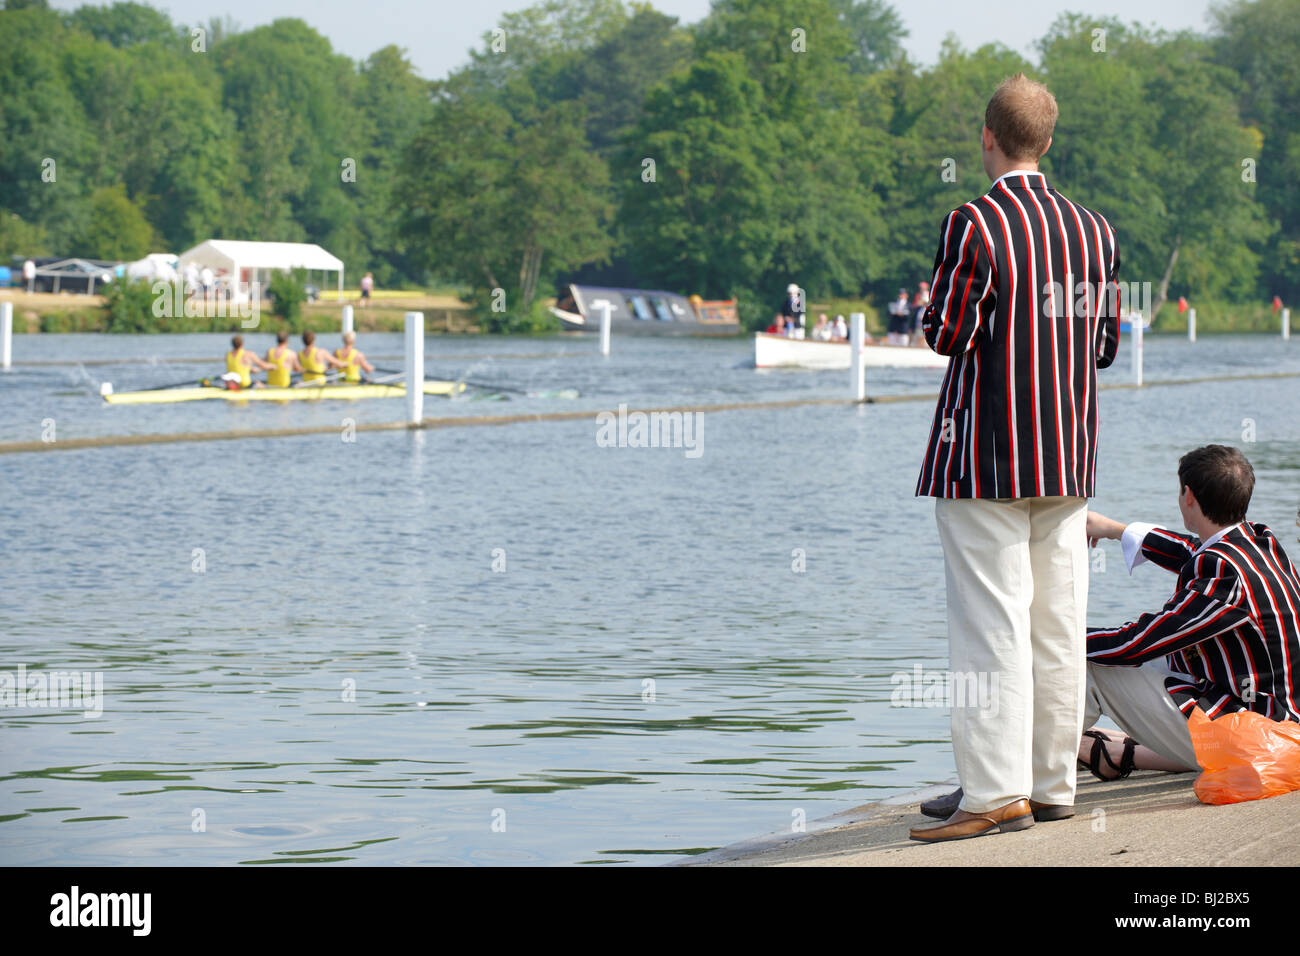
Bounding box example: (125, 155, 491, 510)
(224, 335, 272, 389)
(265, 331, 302, 388)
(334, 332, 375, 383)
(298, 330, 345, 384)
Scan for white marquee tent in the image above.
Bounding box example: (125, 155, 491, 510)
(178, 240, 344, 303)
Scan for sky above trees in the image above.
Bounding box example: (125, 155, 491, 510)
(46, 0, 1217, 82)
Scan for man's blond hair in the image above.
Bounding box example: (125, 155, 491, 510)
(985, 73, 1058, 161)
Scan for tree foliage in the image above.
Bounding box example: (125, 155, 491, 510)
(268, 268, 308, 323)
(0, 0, 1292, 332)
(397, 91, 612, 330)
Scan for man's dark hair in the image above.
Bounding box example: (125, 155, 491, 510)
(1178, 445, 1254, 525)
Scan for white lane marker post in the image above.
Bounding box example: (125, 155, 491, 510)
(1, 301, 11, 370)
(593, 299, 612, 356)
(1131, 311, 1144, 387)
(1188, 307, 1196, 343)
(850, 312, 865, 401)
(342, 304, 354, 335)
(1284, 307, 1291, 341)
(405, 311, 424, 424)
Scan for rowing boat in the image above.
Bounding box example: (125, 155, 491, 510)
(753, 332, 949, 370)
(102, 380, 466, 405)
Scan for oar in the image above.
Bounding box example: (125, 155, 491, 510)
(128, 373, 223, 392)
(291, 369, 343, 387)
(372, 367, 579, 399)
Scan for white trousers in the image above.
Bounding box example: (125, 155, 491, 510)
(935, 496, 1089, 812)
(1083, 660, 1200, 770)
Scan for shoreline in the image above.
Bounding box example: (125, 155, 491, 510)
(681, 773, 1300, 866)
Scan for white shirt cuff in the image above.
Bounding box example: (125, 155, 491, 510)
(1120, 521, 1158, 574)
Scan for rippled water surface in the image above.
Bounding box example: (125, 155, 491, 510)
(1, 331, 1297, 864)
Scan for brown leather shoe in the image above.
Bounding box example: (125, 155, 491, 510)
(1029, 800, 1074, 821)
(909, 798, 1034, 842)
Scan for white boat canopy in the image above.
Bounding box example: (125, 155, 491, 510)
(177, 239, 344, 302)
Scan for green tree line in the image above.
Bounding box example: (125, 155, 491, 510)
(0, 0, 432, 289)
(1, 0, 1295, 331)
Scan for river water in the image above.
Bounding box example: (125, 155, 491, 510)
(1, 331, 1297, 865)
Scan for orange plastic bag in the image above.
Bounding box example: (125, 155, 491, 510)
(1188, 706, 1300, 804)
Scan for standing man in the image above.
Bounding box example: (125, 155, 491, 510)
(22, 258, 36, 294)
(909, 73, 1121, 842)
(360, 272, 374, 309)
(911, 281, 931, 345)
(887, 288, 911, 345)
(780, 284, 805, 338)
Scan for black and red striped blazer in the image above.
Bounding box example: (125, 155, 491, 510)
(1088, 523, 1300, 723)
(915, 171, 1121, 499)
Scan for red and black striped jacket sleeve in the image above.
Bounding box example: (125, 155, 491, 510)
(1139, 527, 1201, 573)
(923, 208, 996, 357)
(916, 172, 1121, 499)
(1086, 553, 1253, 665)
(1089, 524, 1300, 723)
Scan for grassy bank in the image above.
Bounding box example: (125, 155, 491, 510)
(1151, 299, 1289, 334)
(2, 290, 484, 334)
(3, 289, 1290, 337)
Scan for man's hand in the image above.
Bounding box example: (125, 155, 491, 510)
(1086, 511, 1126, 548)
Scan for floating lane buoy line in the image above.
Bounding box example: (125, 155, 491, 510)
(4, 369, 1295, 456)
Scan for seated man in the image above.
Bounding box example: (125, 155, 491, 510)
(921, 444, 1300, 819)
(1079, 444, 1300, 779)
(223, 334, 272, 389)
(334, 331, 375, 383)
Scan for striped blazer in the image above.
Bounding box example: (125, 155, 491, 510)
(1088, 523, 1300, 723)
(915, 171, 1121, 499)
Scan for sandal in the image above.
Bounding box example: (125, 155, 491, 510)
(1079, 729, 1137, 782)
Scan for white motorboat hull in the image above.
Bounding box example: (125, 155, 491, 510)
(754, 333, 949, 370)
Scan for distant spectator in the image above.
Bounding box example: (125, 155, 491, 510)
(912, 281, 931, 345)
(360, 272, 374, 308)
(812, 313, 831, 340)
(200, 266, 215, 301)
(832, 314, 848, 340)
(913, 281, 929, 325)
(765, 314, 785, 335)
(22, 258, 36, 294)
(780, 283, 805, 334)
(887, 287, 911, 345)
